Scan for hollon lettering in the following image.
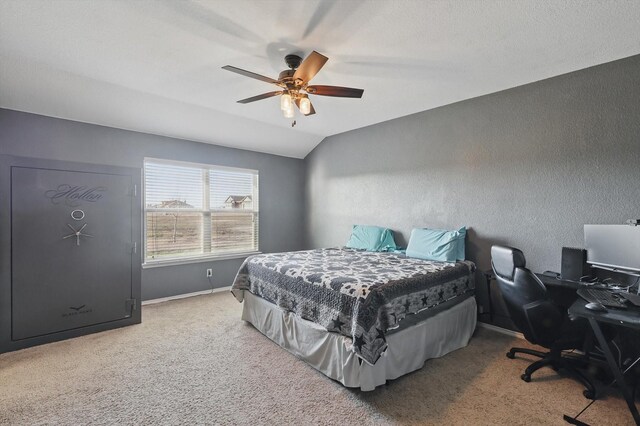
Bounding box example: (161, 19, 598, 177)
(45, 184, 107, 206)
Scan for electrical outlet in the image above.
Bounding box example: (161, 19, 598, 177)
(206, 268, 213, 278)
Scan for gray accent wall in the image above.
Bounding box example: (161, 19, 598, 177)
(0, 109, 305, 300)
(305, 55, 640, 321)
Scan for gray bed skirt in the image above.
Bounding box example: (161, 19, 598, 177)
(241, 292, 477, 391)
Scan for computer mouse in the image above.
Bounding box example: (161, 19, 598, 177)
(585, 302, 607, 312)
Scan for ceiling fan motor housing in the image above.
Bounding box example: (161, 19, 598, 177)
(278, 69, 295, 81)
(284, 54, 302, 70)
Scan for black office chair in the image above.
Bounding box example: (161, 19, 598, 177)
(491, 245, 596, 399)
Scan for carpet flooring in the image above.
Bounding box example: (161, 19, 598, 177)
(0, 292, 635, 425)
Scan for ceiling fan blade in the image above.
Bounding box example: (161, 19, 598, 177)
(294, 98, 316, 116)
(237, 91, 283, 104)
(293, 51, 328, 84)
(222, 65, 280, 85)
(306, 85, 364, 98)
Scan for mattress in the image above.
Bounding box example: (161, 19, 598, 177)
(232, 247, 476, 364)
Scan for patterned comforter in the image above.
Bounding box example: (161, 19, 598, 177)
(231, 247, 475, 365)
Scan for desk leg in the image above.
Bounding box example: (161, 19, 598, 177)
(588, 318, 640, 425)
(483, 272, 494, 323)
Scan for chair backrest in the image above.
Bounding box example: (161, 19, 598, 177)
(491, 245, 562, 345)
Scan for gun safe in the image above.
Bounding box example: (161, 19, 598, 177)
(0, 156, 141, 352)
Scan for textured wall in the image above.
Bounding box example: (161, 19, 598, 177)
(0, 109, 306, 300)
(305, 55, 640, 322)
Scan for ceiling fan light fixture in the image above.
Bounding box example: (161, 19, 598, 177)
(299, 96, 311, 115)
(283, 104, 295, 118)
(280, 92, 292, 111)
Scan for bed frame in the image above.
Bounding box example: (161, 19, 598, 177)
(241, 291, 477, 391)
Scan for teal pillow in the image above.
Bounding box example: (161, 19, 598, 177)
(456, 227, 466, 260)
(406, 227, 466, 262)
(346, 225, 398, 252)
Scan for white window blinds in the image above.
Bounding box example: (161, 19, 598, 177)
(145, 162, 203, 209)
(144, 159, 259, 263)
(210, 169, 259, 253)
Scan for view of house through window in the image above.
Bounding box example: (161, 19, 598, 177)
(144, 159, 259, 263)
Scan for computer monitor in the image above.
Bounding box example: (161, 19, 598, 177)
(584, 224, 640, 273)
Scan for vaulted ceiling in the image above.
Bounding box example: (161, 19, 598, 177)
(1, 1, 640, 158)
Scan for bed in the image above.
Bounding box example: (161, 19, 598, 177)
(231, 247, 477, 391)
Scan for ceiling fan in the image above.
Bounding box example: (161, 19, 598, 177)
(222, 51, 364, 120)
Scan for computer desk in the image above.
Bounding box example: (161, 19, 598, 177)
(535, 274, 589, 310)
(534, 274, 640, 424)
(535, 274, 584, 290)
(569, 299, 640, 425)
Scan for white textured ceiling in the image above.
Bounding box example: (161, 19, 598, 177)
(1, 1, 640, 159)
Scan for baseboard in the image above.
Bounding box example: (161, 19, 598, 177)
(142, 286, 231, 306)
(477, 321, 524, 340)
(143, 291, 524, 341)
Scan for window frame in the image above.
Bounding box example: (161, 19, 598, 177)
(143, 158, 260, 268)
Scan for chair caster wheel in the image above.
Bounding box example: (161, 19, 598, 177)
(583, 390, 595, 400)
(521, 374, 531, 382)
(506, 352, 515, 359)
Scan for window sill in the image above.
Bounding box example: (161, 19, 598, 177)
(142, 251, 261, 269)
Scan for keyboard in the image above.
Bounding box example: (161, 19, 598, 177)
(577, 288, 627, 309)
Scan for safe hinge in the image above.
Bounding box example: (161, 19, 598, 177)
(132, 242, 137, 254)
(130, 184, 137, 197)
(126, 298, 137, 311)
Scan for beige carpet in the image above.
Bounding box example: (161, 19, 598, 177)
(0, 292, 635, 425)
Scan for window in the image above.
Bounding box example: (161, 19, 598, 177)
(144, 159, 259, 264)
